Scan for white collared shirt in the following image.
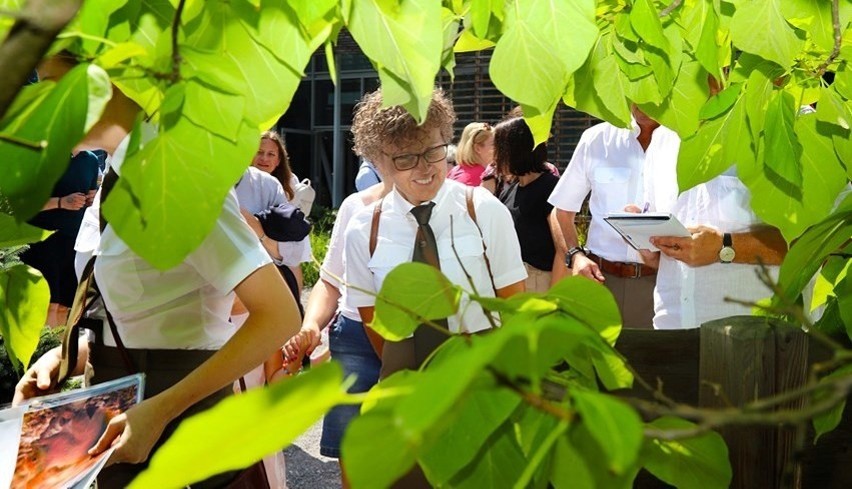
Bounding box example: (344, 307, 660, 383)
(648, 161, 779, 330)
(548, 120, 680, 263)
(343, 179, 527, 334)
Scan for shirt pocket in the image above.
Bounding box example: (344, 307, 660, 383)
(367, 242, 412, 290)
(593, 166, 631, 185)
(438, 234, 487, 290)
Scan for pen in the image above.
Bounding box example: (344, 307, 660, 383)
(642, 202, 650, 213)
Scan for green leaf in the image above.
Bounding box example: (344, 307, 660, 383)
(551, 436, 595, 489)
(520, 102, 559, 147)
(183, 80, 246, 142)
(699, 83, 743, 121)
(639, 60, 710, 138)
(343, 408, 419, 489)
(780, 0, 852, 53)
(742, 113, 847, 242)
(729, 0, 802, 70)
(563, 423, 640, 489)
(132, 362, 347, 488)
(678, 96, 751, 193)
(775, 194, 852, 305)
(812, 365, 852, 442)
(593, 54, 633, 125)
(816, 86, 851, 130)
(0, 64, 97, 221)
(743, 62, 779, 139)
(642, 416, 732, 489)
(348, 0, 443, 122)
(572, 390, 643, 473)
(546, 276, 621, 344)
(763, 90, 803, 188)
(629, 0, 669, 53)
(692, 1, 721, 76)
(0, 265, 50, 371)
(371, 263, 461, 341)
(446, 422, 528, 488)
(420, 383, 521, 486)
(564, 34, 632, 128)
(491, 0, 597, 123)
(103, 119, 258, 269)
(0, 213, 52, 247)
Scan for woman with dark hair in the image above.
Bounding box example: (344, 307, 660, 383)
(494, 117, 561, 292)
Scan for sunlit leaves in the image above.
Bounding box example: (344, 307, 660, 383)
(348, 0, 443, 123)
(445, 422, 527, 488)
(491, 0, 597, 143)
(629, 0, 668, 53)
(640, 60, 709, 138)
(0, 265, 49, 371)
(132, 362, 349, 488)
(572, 390, 643, 473)
(103, 118, 258, 269)
(817, 86, 851, 130)
(729, 0, 803, 70)
(0, 214, 51, 248)
(371, 263, 461, 341)
(0, 64, 109, 221)
(642, 417, 732, 489)
(564, 34, 632, 128)
(763, 91, 803, 188)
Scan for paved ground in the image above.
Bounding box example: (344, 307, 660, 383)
(284, 420, 342, 489)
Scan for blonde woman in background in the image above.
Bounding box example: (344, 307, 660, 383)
(446, 122, 494, 186)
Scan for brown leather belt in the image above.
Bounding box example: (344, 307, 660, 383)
(588, 253, 656, 279)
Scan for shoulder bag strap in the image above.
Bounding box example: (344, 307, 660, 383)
(369, 196, 385, 257)
(465, 187, 497, 294)
(57, 257, 99, 385)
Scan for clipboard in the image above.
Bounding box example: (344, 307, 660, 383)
(603, 212, 691, 251)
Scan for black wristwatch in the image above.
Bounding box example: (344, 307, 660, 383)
(718, 233, 735, 263)
(565, 246, 587, 269)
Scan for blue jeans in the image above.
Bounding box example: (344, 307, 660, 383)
(320, 314, 381, 458)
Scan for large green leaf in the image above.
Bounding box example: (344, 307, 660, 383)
(742, 113, 847, 242)
(491, 0, 597, 136)
(763, 90, 803, 188)
(131, 362, 348, 488)
(102, 118, 258, 269)
(0, 64, 108, 221)
(183, 80, 246, 142)
(678, 95, 751, 193)
(347, 0, 443, 122)
(812, 365, 852, 443)
(420, 383, 521, 486)
(816, 86, 851, 130)
(781, 0, 852, 53)
(775, 194, 852, 304)
(343, 407, 419, 489)
(642, 416, 732, 489)
(446, 421, 528, 488)
(572, 390, 643, 473)
(0, 213, 52, 248)
(683, 0, 721, 76)
(0, 265, 50, 371)
(564, 34, 632, 128)
(562, 423, 640, 489)
(729, 0, 802, 70)
(551, 436, 595, 489)
(371, 262, 461, 341)
(546, 276, 621, 344)
(629, 0, 669, 53)
(640, 60, 709, 138)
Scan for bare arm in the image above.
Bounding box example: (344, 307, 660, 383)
(496, 280, 525, 298)
(91, 263, 300, 465)
(651, 225, 787, 267)
(282, 278, 340, 366)
(555, 208, 604, 282)
(548, 209, 568, 286)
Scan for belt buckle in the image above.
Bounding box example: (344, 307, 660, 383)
(631, 263, 642, 279)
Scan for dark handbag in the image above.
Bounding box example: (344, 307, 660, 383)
(255, 202, 311, 242)
(224, 461, 270, 489)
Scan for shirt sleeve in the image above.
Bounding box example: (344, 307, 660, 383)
(547, 130, 593, 212)
(187, 191, 272, 294)
(343, 204, 379, 309)
(472, 188, 527, 289)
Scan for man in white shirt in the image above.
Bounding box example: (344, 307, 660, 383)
(548, 107, 677, 328)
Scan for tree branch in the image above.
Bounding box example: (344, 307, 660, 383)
(0, 133, 46, 149)
(659, 0, 683, 18)
(0, 0, 83, 121)
(815, 0, 841, 77)
(169, 0, 186, 84)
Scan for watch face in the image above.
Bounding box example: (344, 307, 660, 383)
(719, 246, 735, 263)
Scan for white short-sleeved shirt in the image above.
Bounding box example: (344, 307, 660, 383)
(320, 191, 373, 320)
(548, 120, 680, 263)
(344, 180, 527, 334)
(95, 138, 271, 349)
(235, 167, 312, 267)
(648, 161, 779, 330)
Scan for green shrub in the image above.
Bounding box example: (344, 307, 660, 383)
(302, 206, 336, 289)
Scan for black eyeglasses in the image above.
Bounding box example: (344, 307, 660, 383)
(389, 144, 448, 171)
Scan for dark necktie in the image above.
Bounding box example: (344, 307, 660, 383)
(409, 203, 449, 365)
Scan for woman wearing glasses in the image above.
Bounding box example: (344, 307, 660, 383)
(446, 122, 494, 186)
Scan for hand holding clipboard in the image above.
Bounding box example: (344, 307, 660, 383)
(603, 212, 691, 251)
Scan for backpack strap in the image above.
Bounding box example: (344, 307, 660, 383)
(369, 196, 385, 257)
(465, 186, 496, 294)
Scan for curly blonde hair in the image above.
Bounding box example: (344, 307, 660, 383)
(351, 88, 456, 162)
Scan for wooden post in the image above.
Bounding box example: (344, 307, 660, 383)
(699, 316, 808, 489)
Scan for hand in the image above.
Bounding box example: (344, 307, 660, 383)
(86, 190, 97, 206)
(282, 326, 320, 366)
(60, 192, 87, 211)
(571, 254, 605, 283)
(13, 347, 62, 405)
(650, 225, 723, 267)
(90, 395, 172, 466)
